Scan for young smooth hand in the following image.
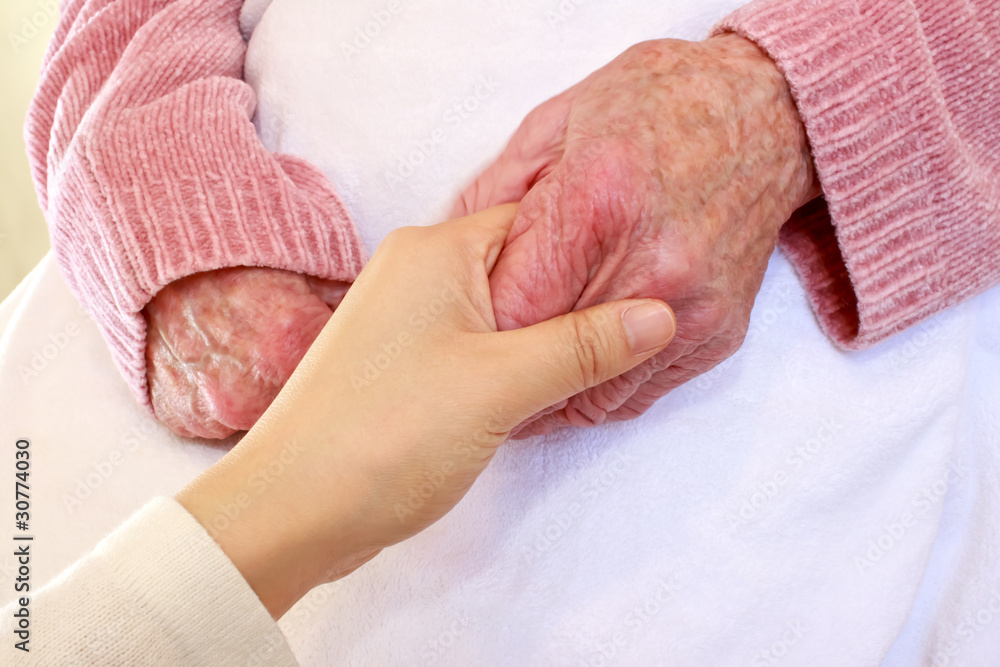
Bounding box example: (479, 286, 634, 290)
(177, 205, 676, 618)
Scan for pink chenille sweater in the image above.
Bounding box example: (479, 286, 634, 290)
(25, 0, 1000, 410)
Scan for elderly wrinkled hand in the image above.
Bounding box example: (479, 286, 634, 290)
(452, 34, 820, 437)
(144, 268, 350, 439)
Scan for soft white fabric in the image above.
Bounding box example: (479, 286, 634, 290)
(0, 1, 998, 666)
(243, 1, 1000, 665)
(0, 496, 296, 666)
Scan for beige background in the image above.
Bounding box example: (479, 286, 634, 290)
(1, 0, 56, 303)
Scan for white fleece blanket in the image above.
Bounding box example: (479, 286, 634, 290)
(1, 0, 998, 665)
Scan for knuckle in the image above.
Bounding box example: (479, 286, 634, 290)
(566, 313, 611, 388)
(705, 308, 729, 334)
(691, 299, 729, 334)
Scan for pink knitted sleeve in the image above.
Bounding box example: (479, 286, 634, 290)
(24, 0, 368, 410)
(716, 0, 1000, 348)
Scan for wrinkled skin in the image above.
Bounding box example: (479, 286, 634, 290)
(452, 35, 820, 437)
(144, 267, 349, 439)
(144, 34, 816, 441)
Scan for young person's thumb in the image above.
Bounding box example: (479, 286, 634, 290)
(489, 299, 676, 424)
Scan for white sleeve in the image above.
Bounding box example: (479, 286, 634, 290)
(1, 497, 299, 666)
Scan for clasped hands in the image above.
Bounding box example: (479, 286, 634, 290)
(176, 33, 822, 619)
(147, 34, 819, 440)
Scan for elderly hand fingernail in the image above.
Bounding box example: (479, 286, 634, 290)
(623, 302, 675, 354)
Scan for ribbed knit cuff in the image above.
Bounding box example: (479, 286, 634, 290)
(714, 0, 1000, 349)
(51, 95, 368, 411)
(30, 0, 368, 412)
